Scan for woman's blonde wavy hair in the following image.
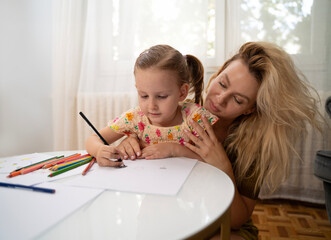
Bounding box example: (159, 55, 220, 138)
(206, 42, 323, 194)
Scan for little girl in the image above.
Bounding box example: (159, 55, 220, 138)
(86, 44, 218, 167)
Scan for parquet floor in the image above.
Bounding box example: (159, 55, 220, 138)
(252, 200, 331, 240)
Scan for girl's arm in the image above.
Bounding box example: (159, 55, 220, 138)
(85, 126, 125, 167)
(183, 116, 256, 229)
(141, 142, 202, 160)
(117, 136, 203, 160)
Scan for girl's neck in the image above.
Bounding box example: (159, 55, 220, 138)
(150, 105, 183, 127)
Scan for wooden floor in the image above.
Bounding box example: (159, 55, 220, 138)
(252, 200, 331, 240)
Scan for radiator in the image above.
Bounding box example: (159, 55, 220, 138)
(77, 92, 138, 149)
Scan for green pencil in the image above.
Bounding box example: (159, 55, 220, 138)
(10, 155, 64, 174)
(48, 157, 92, 177)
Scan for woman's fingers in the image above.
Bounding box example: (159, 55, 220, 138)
(201, 116, 218, 142)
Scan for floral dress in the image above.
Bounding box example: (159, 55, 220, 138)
(109, 102, 219, 145)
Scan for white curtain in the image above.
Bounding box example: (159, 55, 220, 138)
(52, 0, 208, 150)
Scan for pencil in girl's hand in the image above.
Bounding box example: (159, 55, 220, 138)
(82, 157, 95, 175)
(79, 112, 109, 145)
(79, 111, 124, 164)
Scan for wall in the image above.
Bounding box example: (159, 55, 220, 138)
(0, 0, 53, 157)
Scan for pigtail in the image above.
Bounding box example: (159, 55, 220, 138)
(185, 55, 204, 105)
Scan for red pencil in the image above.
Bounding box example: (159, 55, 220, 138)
(82, 158, 96, 176)
(42, 153, 82, 169)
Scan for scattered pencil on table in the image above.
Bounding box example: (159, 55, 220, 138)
(0, 182, 55, 194)
(82, 157, 96, 175)
(48, 157, 93, 177)
(7, 156, 64, 178)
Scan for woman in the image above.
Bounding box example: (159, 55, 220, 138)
(99, 42, 323, 239)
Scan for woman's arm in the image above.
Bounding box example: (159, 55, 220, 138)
(85, 126, 125, 167)
(184, 116, 256, 229)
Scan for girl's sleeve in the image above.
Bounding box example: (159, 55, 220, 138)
(108, 107, 139, 137)
(186, 103, 219, 130)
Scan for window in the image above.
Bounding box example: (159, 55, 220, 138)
(207, 0, 329, 73)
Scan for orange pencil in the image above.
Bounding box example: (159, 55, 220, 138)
(7, 156, 63, 178)
(20, 156, 64, 175)
(82, 158, 95, 175)
(42, 153, 82, 169)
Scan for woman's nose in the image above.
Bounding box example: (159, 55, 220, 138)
(217, 92, 228, 106)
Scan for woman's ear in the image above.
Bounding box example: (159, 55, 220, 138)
(244, 105, 256, 115)
(179, 83, 189, 101)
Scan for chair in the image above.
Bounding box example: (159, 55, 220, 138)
(314, 96, 331, 223)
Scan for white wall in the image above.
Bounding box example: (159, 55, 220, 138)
(0, 0, 53, 157)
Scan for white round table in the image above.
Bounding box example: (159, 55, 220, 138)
(15, 151, 235, 240)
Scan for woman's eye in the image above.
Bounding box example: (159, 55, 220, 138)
(219, 82, 226, 88)
(233, 96, 242, 104)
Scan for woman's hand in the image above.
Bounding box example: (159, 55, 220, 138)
(116, 136, 145, 160)
(95, 145, 124, 167)
(184, 116, 231, 171)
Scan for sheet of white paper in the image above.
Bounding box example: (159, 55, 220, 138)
(0, 182, 103, 240)
(0, 152, 89, 185)
(64, 157, 197, 195)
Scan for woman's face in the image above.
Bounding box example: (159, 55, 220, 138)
(205, 59, 259, 123)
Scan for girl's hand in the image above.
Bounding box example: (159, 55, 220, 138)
(141, 143, 176, 160)
(117, 136, 144, 160)
(95, 145, 124, 167)
(184, 116, 231, 171)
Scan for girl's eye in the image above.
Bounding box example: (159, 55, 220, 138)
(140, 95, 148, 99)
(158, 95, 168, 99)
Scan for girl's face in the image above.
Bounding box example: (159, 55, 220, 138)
(205, 59, 259, 123)
(135, 68, 188, 127)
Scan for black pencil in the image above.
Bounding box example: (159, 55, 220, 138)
(79, 112, 123, 163)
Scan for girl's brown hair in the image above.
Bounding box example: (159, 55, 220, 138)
(134, 45, 204, 105)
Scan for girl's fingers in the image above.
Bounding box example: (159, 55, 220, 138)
(99, 159, 123, 167)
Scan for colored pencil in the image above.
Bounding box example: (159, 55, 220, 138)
(79, 112, 109, 145)
(50, 155, 93, 171)
(42, 153, 81, 169)
(7, 156, 63, 178)
(20, 156, 64, 175)
(10, 157, 56, 173)
(0, 182, 55, 194)
(79, 111, 123, 164)
(54, 157, 93, 171)
(48, 158, 92, 177)
(82, 157, 96, 175)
